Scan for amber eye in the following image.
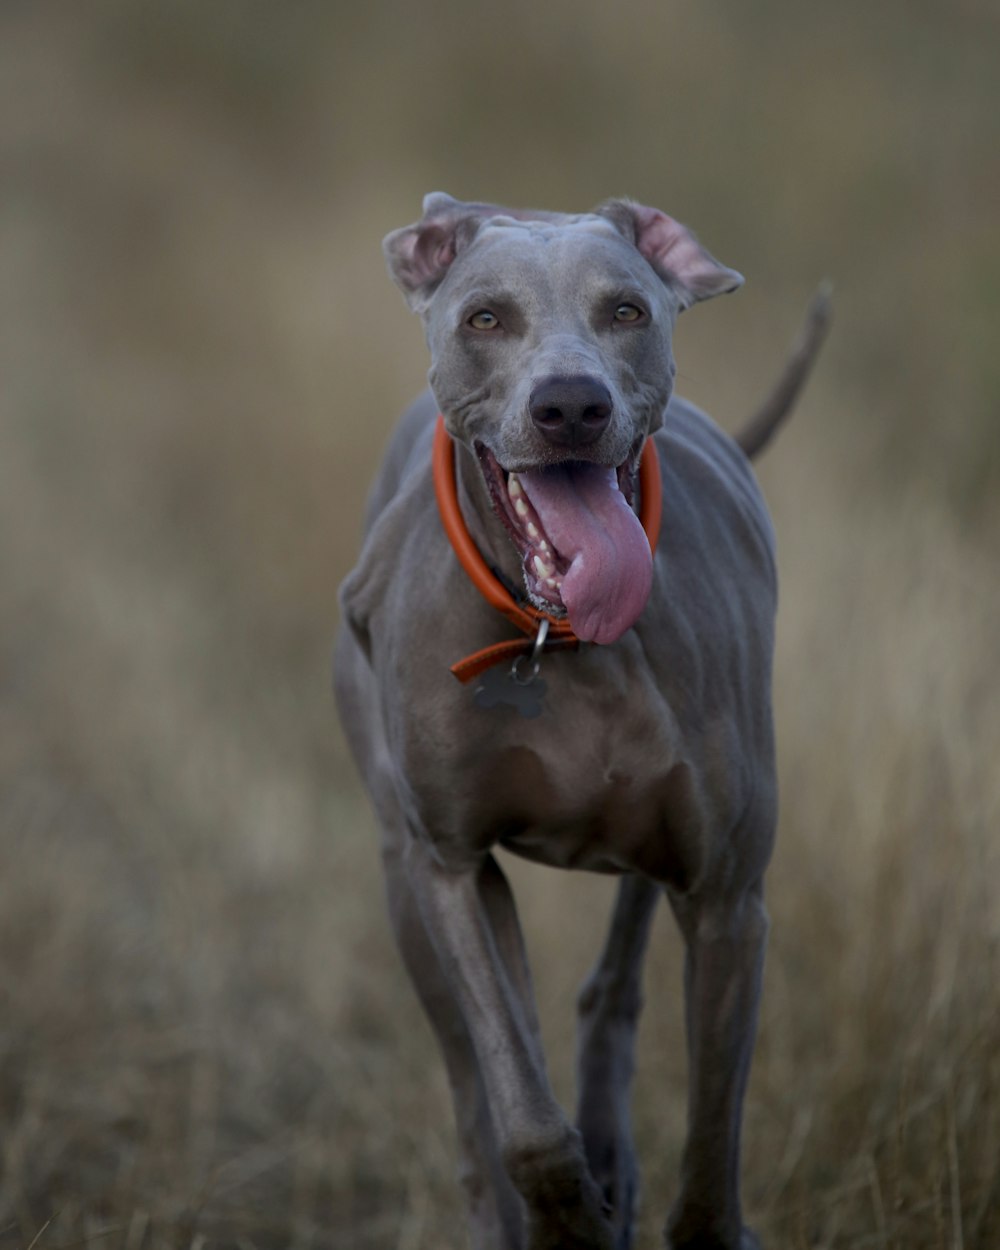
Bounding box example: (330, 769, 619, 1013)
(468, 309, 500, 331)
(613, 303, 644, 324)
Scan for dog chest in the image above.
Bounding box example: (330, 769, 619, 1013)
(395, 657, 750, 886)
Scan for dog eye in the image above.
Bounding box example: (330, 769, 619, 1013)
(613, 303, 644, 324)
(468, 310, 501, 331)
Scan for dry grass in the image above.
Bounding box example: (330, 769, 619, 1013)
(1, 4, 998, 1247)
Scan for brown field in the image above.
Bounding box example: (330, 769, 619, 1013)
(1, 4, 998, 1247)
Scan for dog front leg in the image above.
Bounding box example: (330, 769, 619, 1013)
(383, 835, 525, 1250)
(405, 835, 616, 1250)
(664, 886, 769, 1250)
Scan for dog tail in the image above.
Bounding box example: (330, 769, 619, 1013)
(735, 282, 832, 460)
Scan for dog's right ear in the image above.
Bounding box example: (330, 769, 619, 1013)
(383, 192, 486, 314)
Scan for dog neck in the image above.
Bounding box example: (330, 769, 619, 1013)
(451, 433, 529, 601)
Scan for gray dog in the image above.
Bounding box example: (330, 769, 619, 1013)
(335, 192, 827, 1250)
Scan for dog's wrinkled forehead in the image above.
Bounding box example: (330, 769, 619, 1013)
(438, 216, 663, 310)
(464, 214, 620, 245)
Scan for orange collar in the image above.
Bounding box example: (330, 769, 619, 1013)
(432, 415, 662, 683)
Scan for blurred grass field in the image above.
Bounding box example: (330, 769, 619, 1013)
(1, 3, 998, 1247)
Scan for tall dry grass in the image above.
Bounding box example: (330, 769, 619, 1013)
(0, 3, 997, 1247)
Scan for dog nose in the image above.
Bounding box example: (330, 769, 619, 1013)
(529, 376, 613, 448)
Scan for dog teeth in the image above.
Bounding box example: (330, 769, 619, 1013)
(545, 577, 560, 589)
(509, 474, 553, 558)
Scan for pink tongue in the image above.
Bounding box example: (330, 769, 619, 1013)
(518, 463, 653, 644)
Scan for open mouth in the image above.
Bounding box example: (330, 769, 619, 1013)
(475, 440, 653, 644)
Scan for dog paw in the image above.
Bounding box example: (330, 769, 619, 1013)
(665, 1226, 762, 1250)
(576, 1107, 639, 1249)
(516, 1144, 618, 1250)
(584, 1138, 637, 1249)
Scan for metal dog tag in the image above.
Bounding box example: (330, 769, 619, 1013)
(472, 619, 549, 719)
(473, 666, 547, 718)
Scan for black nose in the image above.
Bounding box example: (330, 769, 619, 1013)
(529, 375, 613, 448)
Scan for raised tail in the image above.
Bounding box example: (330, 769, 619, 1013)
(735, 282, 832, 460)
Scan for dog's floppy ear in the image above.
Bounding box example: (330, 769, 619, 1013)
(597, 199, 744, 310)
(383, 192, 490, 314)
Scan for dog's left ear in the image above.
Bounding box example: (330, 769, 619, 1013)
(597, 199, 744, 310)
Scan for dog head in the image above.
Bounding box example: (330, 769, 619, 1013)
(383, 192, 743, 643)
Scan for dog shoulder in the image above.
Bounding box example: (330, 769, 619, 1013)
(658, 396, 777, 587)
(340, 407, 439, 659)
(360, 391, 439, 535)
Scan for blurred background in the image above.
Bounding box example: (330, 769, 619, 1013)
(1, 2, 997, 1247)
